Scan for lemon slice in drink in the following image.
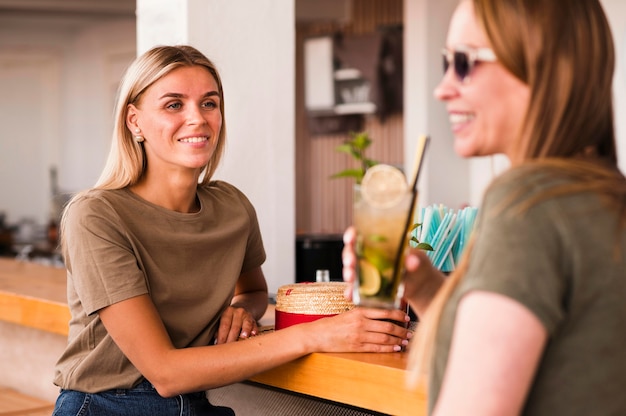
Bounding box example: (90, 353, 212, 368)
(361, 164, 409, 209)
(358, 259, 381, 296)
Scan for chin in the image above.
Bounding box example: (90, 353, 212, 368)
(187, 156, 212, 168)
(453, 141, 478, 159)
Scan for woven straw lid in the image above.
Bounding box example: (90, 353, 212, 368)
(276, 282, 354, 315)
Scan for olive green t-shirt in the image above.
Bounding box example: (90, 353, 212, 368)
(54, 181, 266, 393)
(430, 166, 626, 415)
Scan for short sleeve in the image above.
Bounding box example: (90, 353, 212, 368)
(216, 182, 266, 273)
(63, 194, 149, 315)
(461, 176, 568, 334)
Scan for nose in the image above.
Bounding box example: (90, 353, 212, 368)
(185, 104, 209, 126)
(433, 68, 459, 102)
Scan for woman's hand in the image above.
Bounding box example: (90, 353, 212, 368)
(215, 305, 259, 344)
(304, 306, 412, 353)
(342, 226, 444, 317)
(402, 248, 445, 316)
(214, 266, 269, 344)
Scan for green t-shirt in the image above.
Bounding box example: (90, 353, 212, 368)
(430, 166, 626, 415)
(54, 181, 266, 393)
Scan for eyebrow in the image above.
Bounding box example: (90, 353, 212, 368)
(158, 91, 220, 100)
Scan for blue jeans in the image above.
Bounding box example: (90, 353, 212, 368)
(52, 380, 235, 416)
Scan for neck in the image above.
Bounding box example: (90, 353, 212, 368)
(130, 173, 201, 213)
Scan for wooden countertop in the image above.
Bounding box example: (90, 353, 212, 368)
(250, 351, 426, 415)
(0, 257, 70, 335)
(0, 258, 426, 415)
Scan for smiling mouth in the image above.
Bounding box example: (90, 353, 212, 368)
(178, 136, 208, 143)
(449, 113, 475, 125)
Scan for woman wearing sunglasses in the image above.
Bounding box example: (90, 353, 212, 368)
(342, 0, 626, 414)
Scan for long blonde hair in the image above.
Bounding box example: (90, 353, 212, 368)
(408, 0, 626, 385)
(60, 45, 227, 248)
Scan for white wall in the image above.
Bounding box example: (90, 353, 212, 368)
(0, 16, 135, 227)
(60, 20, 136, 193)
(0, 49, 61, 226)
(404, 0, 468, 210)
(0, 321, 66, 402)
(603, 0, 626, 174)
(136, 0, 296, 294)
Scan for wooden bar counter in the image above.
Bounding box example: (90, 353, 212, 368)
(0, 258, 426, 415)
(0, 258, 70, 335)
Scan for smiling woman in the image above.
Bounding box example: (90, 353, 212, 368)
(51, 45, 412, 416)
(410, 1, 626, 415)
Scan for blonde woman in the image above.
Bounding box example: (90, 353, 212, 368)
(343, 0, 626, 414)
(52, 45, 411, 416)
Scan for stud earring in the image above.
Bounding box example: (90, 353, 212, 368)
(133, 127, 144, 143)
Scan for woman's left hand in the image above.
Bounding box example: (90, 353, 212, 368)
(215, 305, 259, 344)
(215, 266, 268, 344)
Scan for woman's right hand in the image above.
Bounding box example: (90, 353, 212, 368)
(401, 248, 445, 316)
(342, 226, 445, 318)
(305, 306, 411, 353)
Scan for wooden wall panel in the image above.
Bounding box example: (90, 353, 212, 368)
(296, 0, 404, 235)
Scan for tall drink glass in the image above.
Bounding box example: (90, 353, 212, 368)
(353, 166, 414, 309)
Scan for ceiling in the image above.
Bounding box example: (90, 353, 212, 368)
(0, 0, 135, 16)
(0, 0, 350, 21)
(0, 0, 351, 34)
(0, 0, 135, 30)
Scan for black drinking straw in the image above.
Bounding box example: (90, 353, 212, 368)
(389, 135, 430, 296)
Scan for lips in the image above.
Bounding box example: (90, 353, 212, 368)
(178, 136, 208, 143)
(448, 112, 475, 134)
(449, 113, 475, 125)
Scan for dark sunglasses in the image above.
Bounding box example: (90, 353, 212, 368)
(442, 46, 497, 83)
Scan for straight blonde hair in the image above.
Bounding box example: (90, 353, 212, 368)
(60, 45, 227, 248)
(98, 45, 227, 189)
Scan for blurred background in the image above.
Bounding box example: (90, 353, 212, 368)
(0, 0, 624, 292)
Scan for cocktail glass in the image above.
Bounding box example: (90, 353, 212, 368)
(353, 184, 414, 309)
